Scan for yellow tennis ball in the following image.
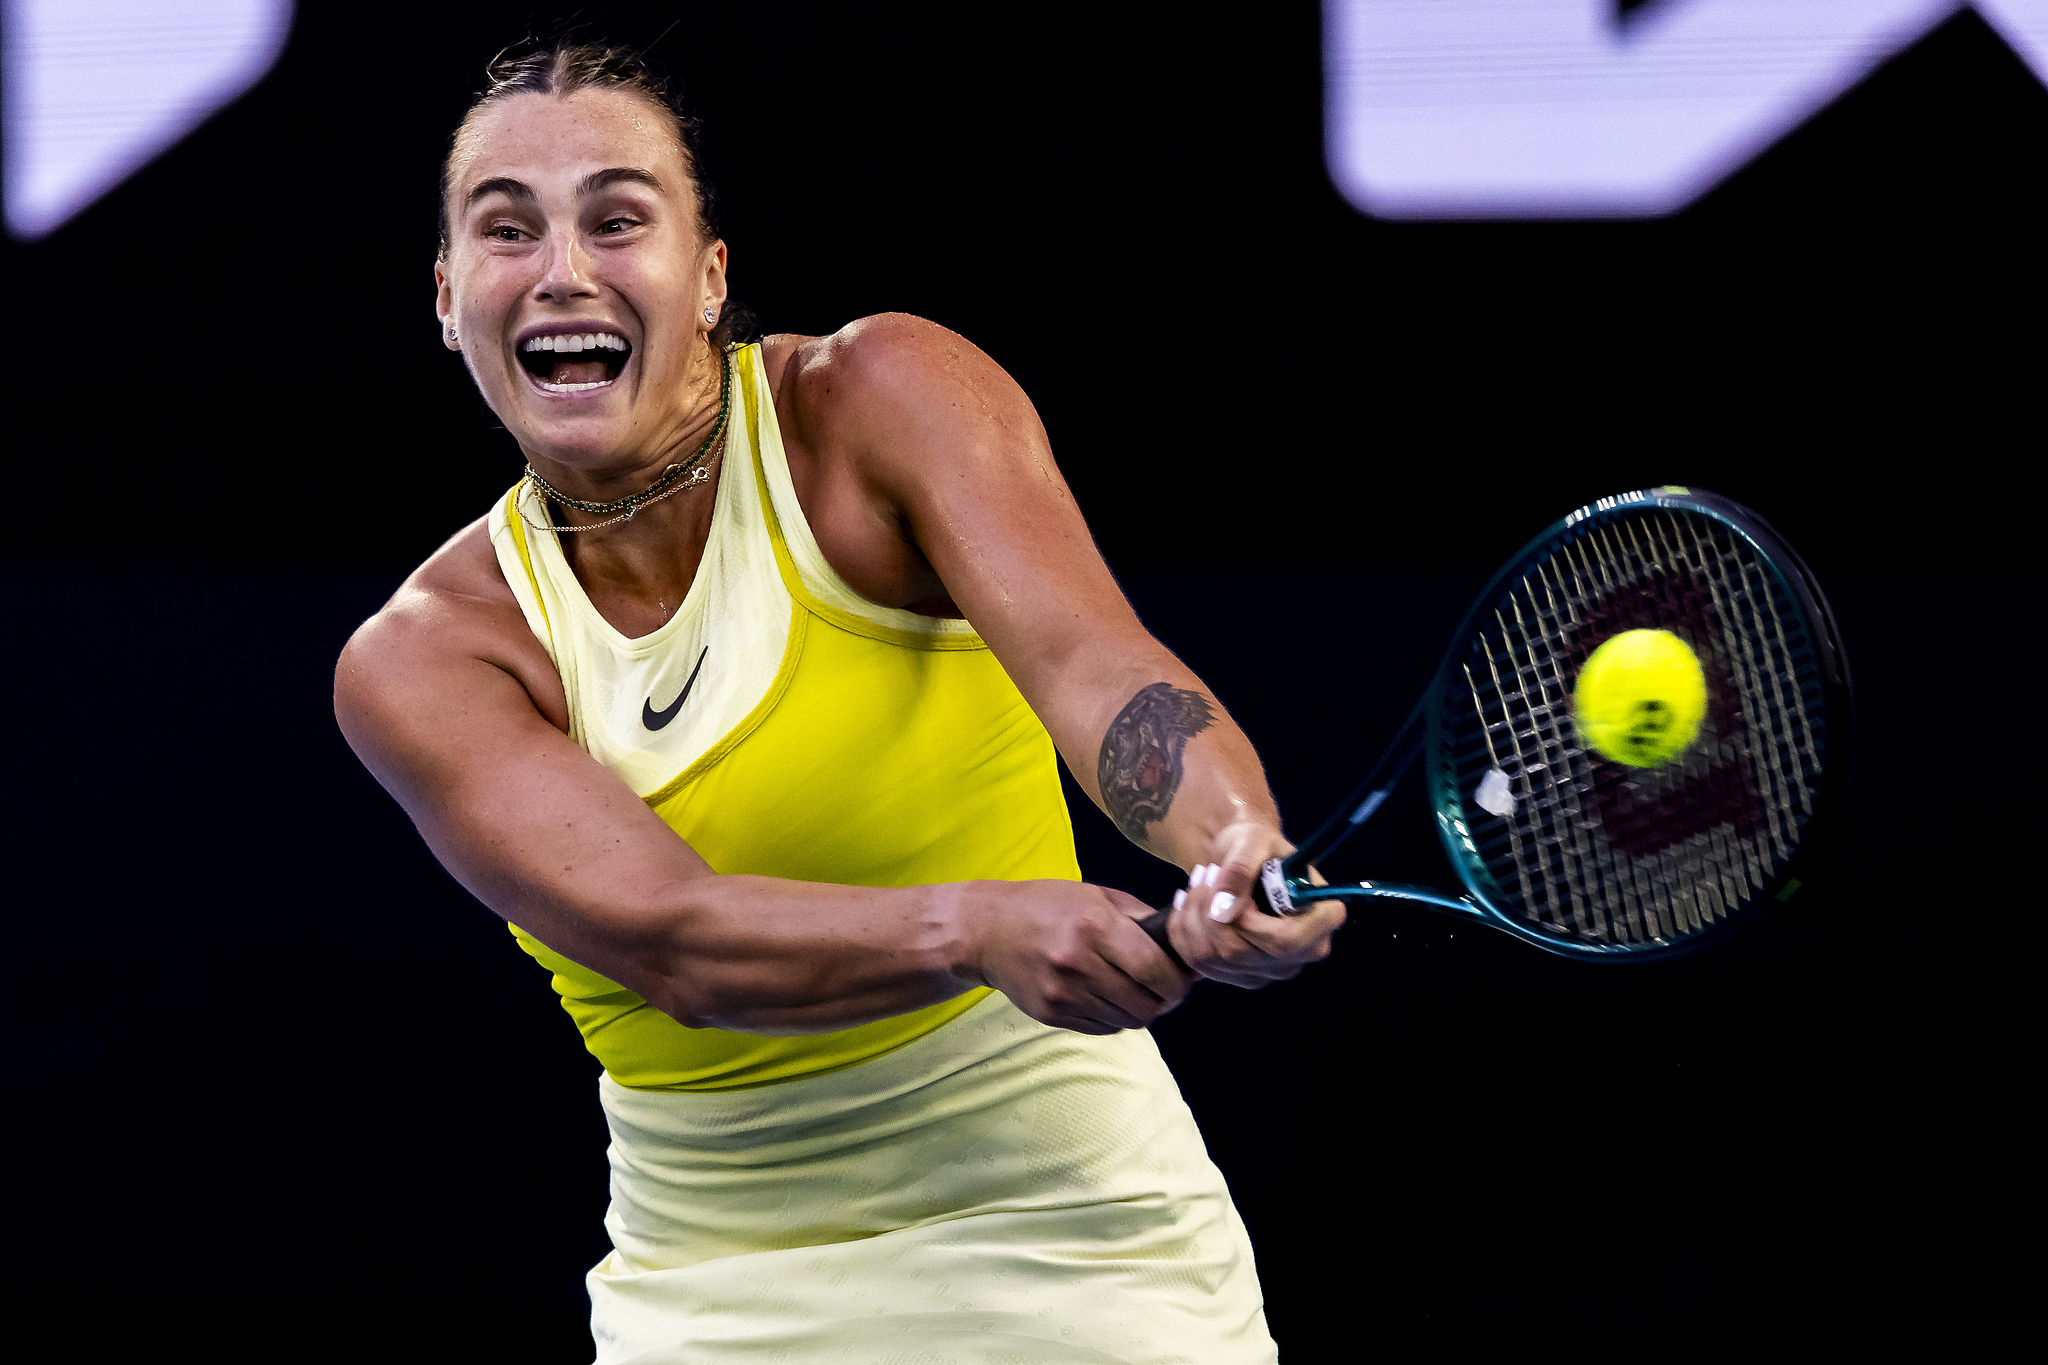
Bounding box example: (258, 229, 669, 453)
(1572, 629, 1707, 768)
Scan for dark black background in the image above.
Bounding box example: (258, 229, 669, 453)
(4, 4, 2037, 1359)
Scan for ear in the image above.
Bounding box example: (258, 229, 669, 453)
(700, 239, 729, 326)
(434, 261, 460, 351)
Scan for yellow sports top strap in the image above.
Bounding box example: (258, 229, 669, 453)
(499, 480, 553, 650)
(736, 345, 987, 653)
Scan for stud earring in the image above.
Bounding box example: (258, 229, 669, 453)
(704, 308, 717, 324)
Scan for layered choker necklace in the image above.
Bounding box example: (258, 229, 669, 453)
(521, 346, 733, 534)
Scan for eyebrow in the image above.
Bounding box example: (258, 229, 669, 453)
(466, 176, 536, 209)
(464, 167, 666, 210)
(579, 166, 664, 197)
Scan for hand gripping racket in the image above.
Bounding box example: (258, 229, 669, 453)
(1142, 487, 1853, 963)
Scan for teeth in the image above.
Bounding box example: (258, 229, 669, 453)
(539, 378, 614, 392)
(522, 332, 628, 352)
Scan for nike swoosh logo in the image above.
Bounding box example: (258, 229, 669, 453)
(642, 647, 709, 731)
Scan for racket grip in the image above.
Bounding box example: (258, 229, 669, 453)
(1137, 861, 1290, 973)
(1135, 909, 1188, 971)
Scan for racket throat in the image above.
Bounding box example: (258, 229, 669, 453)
(1284, 878, 1488, 923)
(1285, 697, 1428, 880)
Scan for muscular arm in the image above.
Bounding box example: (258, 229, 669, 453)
(334, 523, 1181, 1036)
(775, 319, 1273, 869)
(775, 317, 1343, 980)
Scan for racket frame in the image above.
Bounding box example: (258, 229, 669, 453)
(1262, 487, 1853, 962)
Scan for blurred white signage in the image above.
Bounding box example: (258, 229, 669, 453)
(1326, 0, 2048, 218)
(3, 0, 293, 240)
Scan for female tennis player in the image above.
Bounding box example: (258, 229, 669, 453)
(335, 37, 1343, 1363)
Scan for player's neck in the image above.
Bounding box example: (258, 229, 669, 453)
(552, 447, 727, 639)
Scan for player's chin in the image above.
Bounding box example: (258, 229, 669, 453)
(512, 401, 637, 461)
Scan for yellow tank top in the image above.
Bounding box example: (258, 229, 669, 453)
(486, 343, 1080, 1091)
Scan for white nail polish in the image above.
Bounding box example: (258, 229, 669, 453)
(1203, 864, 1221, 887)
(1172, 889, 1187, 911)
(1208, 893, 1236, 922)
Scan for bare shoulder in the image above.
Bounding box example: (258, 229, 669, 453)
(751, 318, 1059, 616)
(334, 516, 570, 744)
(761, 314, 1058, 556)
(764, 314, 1038, 459)
(342, 517, 516, 669)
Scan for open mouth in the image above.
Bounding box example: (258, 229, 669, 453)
(518, 331, 633, 393)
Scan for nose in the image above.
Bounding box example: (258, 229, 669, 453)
(532, 226, 598, 304)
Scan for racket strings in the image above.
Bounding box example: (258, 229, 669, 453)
(1564, 520, 1769, 937)
(1540, 538, 1701, 942)
(1605, 519, 1779, 929)
(1526, 548, 1671, 945)
(1668, 514, 1829, 862)
(1476, 530, 1696, 943)
(1669, 514, 1822, 831)
(1448, 506, 1827, 948)
(1467, 561, 1693, 944)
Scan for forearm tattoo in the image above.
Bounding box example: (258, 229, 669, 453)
(1097, 682, 1216, 847)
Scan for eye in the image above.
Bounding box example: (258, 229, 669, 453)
(486, 224, 528, 243)
(597, 216, 637, 235)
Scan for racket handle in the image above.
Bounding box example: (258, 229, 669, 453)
(1136, 861, 1289, 973)
(1135, 909, 1187, 971)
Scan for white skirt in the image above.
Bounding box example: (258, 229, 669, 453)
(587, 992, 1278, 1364)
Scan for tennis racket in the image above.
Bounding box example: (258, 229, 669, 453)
(1141, 486, 1853, 963)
